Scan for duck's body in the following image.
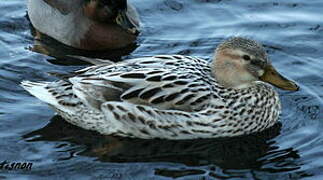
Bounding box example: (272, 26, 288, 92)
(27, 0, 140, 50)
(22, 37, 298, 139)
(22, 55, 280, 139)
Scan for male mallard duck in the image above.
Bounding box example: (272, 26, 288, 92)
(21, 37, 299, 139)
(27, 0, 140, 50)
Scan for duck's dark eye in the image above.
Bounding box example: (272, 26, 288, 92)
(243, 55, 251, 61)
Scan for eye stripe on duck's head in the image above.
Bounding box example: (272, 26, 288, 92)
(217, 37, 268, 60)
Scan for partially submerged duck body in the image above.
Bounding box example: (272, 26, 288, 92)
(27, 0, 140, 50)
(21, 37, 299, 139)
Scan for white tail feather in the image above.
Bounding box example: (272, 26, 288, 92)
(20, 81, 59, 106)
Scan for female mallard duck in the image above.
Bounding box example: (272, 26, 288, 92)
(21, 37, 299, 139)
(27, 0, 140, 50)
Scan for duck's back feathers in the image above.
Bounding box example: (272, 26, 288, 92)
(21, 55, 219, 112)
(68, 56, 215, 111)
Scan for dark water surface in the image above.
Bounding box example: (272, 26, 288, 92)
(0, 0, 323, 179)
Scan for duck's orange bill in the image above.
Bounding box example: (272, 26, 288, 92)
(259, 64, 299, 91)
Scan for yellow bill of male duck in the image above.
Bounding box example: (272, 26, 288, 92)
(27, 0, 140, 51)
(21, 37, 299, 140)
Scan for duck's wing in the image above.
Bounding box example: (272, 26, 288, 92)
(69, 56, 214, 111)
(43, 0, 80, 14)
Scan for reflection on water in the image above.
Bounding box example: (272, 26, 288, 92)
(22, 116, 303, 179)
(28, 22, 139, 65)
(24, 116, 282, 168)
(0, 0, 323, 179)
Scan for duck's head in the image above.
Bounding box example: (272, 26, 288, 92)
(83, 0, 139, 35)
(212, 37, 299, 91)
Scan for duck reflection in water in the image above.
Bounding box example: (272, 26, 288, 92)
(23, 116, 301, 178)
(28, 30, 138, 65)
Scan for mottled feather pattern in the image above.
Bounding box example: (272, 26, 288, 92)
(70, 55, 217, 111)
(46, 80, 81, 107)
(22, 55, 281, 139)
